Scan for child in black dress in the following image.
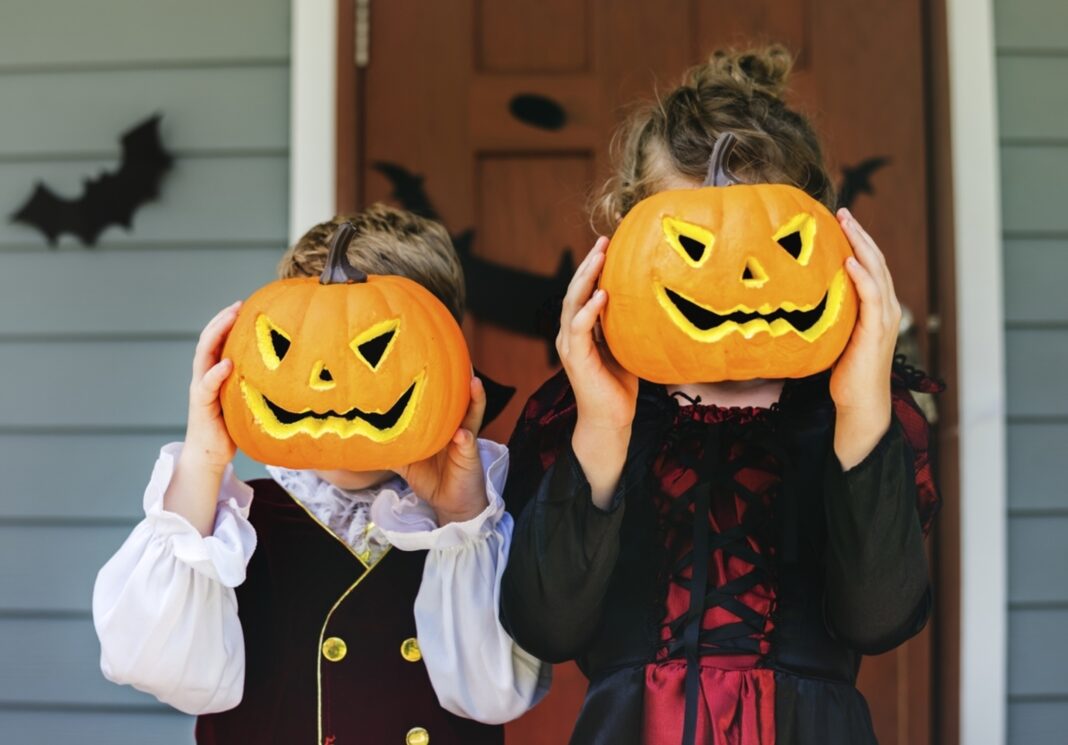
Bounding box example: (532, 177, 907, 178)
(500, 46, 940, 745)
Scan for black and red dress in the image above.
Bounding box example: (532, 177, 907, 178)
(500, 365, 940, 745)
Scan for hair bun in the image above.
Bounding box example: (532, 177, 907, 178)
(687, 45, 793, 99)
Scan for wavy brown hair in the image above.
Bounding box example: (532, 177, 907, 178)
(278, 204, 465, 321)
(592, 45, 836, 233)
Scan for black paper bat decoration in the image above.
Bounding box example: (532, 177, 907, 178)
(472, 366, 517, 431)
(453, 227, 575, 349)
(372, 161, 573, 362)
(837, 156, 890, 211)
(11, 114, 173, 246)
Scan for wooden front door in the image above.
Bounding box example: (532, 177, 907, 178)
(337, 1, 937, 742)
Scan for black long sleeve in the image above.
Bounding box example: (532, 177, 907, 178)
(500, 444, 636, 663)
(822, 420, 931, 654)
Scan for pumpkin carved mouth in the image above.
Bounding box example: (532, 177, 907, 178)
(239, 371, 426, 442)
(657, 268, 849, 343)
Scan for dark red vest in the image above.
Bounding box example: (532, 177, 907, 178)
(196, 479, 503, 745)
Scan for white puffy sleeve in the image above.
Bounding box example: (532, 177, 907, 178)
(373, 439, 550, 724)
(92, 442, 257, 715)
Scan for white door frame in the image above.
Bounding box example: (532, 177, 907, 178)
(945, 0, 1008, 742)
(289, 0, 338, 243)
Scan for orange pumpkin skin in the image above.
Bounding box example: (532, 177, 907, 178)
(220, 275, 471, 471)
(600, 183, 858, 383)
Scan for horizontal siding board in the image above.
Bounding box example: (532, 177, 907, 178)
(1005, 329, 1068, 417)
(998, 58, 1068, 141)
(0, 340, 190, 427)
(0, 0, 288, 68)
(995, 0, 1068, 51)
(0, 433, 265, 519)
(0, 66, 288, 157)
(0, 525, 136, 612)
(1, 156, 287, 246)
(1009, 702, 1068, 745)
(0, 710, 193, 745)
(1009, 515, 1068, 603)
(1008, 423, 1068, 510)
(1001, 146, 1068, 234)
(0, 249, 279, 335)
(0, 617, 169, 705)
(1009, 609, 1068, 696)
(1004, 240, 1068, 322)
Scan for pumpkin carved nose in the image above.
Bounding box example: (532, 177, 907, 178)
(309, 361, 337, 390)
(741, 257, 769, 288)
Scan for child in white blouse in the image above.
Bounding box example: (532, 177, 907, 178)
(93, 206, 547, 744)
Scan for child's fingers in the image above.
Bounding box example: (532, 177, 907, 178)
(566, 289, 608, 362)
(585, 235, 609, 258)
(839, 216, 894, 309)
(558, 240, 609, 360)
(562, 239, 608, 312)
(451, 426, 479, 462)
(459, 376, 487, 436)
(838, 211, 879, 267)
(839, 210, 894, 293)
(846, 257, 885, 334)
(562, 250, 605, 322)
(194, 358, 234, 404)
(193, 302, 241, 380)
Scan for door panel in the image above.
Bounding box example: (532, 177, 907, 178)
(344, 2, 934, 742)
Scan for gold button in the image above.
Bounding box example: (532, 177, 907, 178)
(400, 637, 422, 663)
(322, 636, 347, 662)
(406, 727, 429, 745)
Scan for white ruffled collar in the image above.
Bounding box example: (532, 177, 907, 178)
(265, 466, 408, 566)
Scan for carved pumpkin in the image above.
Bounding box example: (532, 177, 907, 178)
(599, 181, 857, 383)
(220, 224, 471, 470)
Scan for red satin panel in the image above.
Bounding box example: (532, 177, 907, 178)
(643, 661, 777, 745)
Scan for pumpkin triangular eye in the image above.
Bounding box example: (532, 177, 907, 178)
(270, 329, 291, 361)
(256, 314, 292, 370)
(351, 319, 400, 371)
(772, 213, 817, 265)
(777, 231, 803, 259)
(678, 235, 706, 263)
(663, 216, 715, 268)
(357, 330, 395, 368)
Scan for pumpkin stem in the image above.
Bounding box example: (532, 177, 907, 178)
(704, 132, 739, 188)
(319, 222, 369, 284)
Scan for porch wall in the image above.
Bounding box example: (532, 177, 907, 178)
(0, 1, 289, 741)
(995, 0, 1068, 741)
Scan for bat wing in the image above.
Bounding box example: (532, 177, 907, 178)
(371, 161, 439, 219)
(837, 155, 891, 210)
(856, 155, 891, 177)
(473, 367, 517, 429)
(10, 183, 88, 245)
(80, 115, 173, 241)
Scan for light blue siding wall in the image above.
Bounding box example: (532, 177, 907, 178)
(0, 1, 290, 741)
(995, 0, 1068, 741)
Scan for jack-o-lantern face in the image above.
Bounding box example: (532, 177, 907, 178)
(220, 264, 471, 471)
(599, 183, 858, 383)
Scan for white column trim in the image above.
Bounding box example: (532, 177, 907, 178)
(289, 0, 338, 243)
(946, 0, 1007, 742)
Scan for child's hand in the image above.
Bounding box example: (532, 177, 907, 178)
(164, 302, 241, 536)
(184, 302, 241, 473)
(831, 209, 902, 469)
(559, 237, 639, 508)
(397, 377, 489, 526)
